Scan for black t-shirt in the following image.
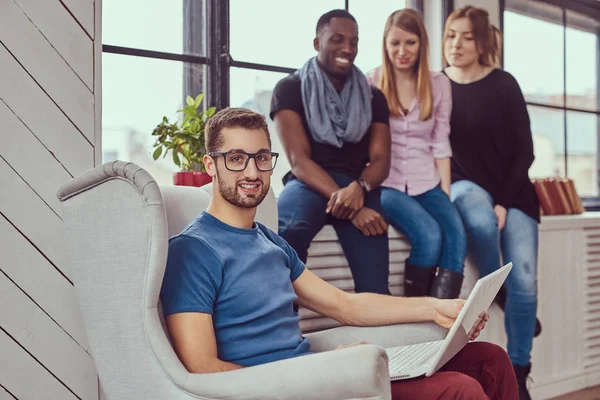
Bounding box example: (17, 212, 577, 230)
(446, 69, 540, 222)
(269, 74, 390, 180)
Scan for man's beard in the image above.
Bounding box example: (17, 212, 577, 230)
(216, 172, 269, 209)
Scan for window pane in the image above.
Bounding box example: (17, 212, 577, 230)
(567, 111, 598, 197)
(529, 106, 565, 178)
(349, 0, 406, 74)
(229, 67, 291, 195)
(230, 0, 344, 67)
(103, 53, 207, 186)
(504, 9, 564, 107)
(566, 11, 599, 112)
(103, 0, 206, 56)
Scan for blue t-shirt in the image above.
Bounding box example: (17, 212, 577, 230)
(160, 211, 311, 367)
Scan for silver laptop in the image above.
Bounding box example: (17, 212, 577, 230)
(386, 262, 513, 381)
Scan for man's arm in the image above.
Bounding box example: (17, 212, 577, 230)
(326, 121, 392, 222)
(274, 110, 340, 199)
(357, 121, 391, 189)
(345, 121, 391, 235)
(292, 269, 463, 329)
(166, 312, 244, 373)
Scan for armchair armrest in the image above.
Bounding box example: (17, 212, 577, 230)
(182, 344, 390, 400)
(305, 322, 447, 353)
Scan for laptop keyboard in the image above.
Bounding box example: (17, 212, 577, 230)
(388, 340, 444, 377)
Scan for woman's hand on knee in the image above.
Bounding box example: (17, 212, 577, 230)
(494, 205, 507, 231)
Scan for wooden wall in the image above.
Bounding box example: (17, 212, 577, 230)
(0, 0, 101, 398)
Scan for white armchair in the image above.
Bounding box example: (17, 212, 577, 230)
(57, 161, 446, 400)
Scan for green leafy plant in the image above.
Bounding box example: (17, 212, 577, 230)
(151, 94, 216, 172)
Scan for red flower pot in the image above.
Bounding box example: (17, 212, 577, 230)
(173, 171, 211, 187)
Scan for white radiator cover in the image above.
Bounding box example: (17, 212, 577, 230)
(301, 213, 600, 399)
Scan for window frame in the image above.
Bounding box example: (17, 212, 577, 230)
(501, 0, 600, 209)
(103, 0, 419, 105)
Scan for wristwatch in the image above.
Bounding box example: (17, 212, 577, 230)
(356, 179, 371, 194)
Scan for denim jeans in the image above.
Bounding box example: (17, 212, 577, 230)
(277, 172, 390, 294)
(380, 185, 467, 273)
(451, 180, 538, 366)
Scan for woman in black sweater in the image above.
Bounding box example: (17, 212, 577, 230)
(443, 6, 539, 400)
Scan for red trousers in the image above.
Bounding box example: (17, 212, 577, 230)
(391, 342, 518, 399)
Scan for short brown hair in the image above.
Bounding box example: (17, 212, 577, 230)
(443, 6, 500, 67)
(204, 107, 271, 152)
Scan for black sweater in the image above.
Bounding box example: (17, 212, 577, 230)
(446, 69, 540, 222)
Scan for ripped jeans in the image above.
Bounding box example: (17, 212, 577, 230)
(451, 180, 538, 366)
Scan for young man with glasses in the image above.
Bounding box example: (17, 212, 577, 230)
(160, 107, 518, 399)
(270, 10, 392, 295)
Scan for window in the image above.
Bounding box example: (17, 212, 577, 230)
(504, 0, 600, 202)
(102, 0, 208, 186)
(350, 0, 411, 73)
(103, 0, 411, 190)
(102, 53, 207, 184)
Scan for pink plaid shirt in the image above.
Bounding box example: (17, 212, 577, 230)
(367, 68, 453, 196)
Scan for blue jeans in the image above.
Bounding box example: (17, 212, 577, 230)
(278, 173, 390, 294)
(451, 180, 538, 366)
(380, 185, 466, 273)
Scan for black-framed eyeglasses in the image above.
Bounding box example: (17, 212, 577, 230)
(208, 151, 279, 172)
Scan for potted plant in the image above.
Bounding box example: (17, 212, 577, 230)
(151, 94, 216, 187)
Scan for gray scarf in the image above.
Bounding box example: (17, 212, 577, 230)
(297, 57, 373, 148)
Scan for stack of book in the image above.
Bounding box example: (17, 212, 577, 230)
(532, 178, 585, 216)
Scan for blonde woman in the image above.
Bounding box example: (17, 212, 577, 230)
(367, 9, 466, 300)
(443, 6, 539, 400)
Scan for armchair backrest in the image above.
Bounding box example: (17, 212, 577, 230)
(57, 161, 278, 399)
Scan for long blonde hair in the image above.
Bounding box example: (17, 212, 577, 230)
(378, 9, 433, 120)
(443, 6, 501, 67)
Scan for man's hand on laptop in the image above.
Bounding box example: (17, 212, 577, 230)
(433, 299, 465, 329)
(433, 299, 490, 338)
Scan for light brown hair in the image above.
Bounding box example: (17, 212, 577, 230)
(491, 25, 502, 67)
(205, 107, 271, 153)
(378, 9, 433, 120)
(443, 6, 501, 67)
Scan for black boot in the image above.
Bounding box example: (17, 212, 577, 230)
(403, 261, 435, 297)
(494, 286, 542, 337)
(429, 268, 464, 299)
(513, 363, 532, 400)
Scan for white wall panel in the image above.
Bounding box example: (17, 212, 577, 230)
(0, 45, 93, 177)
(0, 0, 95, 140)
(0, 331, 79, 400)
(0, 216, 89, 350)
(0, 0, 100, 397)
(0, 158, 69, 276)
(14, 0, 94, 89)
(0, 386, 16, 400)
(61, 0, 95, 39)
(0, 274, 97, 399)
(0, 101, 73, 214)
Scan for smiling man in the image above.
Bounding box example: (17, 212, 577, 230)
(160, 107, 518, 399)
(270, 9, 392, 296)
